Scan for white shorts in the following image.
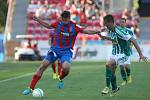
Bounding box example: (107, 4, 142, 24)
(108, 54, 131, 65)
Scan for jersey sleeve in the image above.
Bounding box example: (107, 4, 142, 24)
(132, 34, 136, 39)
(75, 24, 84, 33)
(127, 28, 137, 39)
(115, 27, 132, 41)
(51, 20, 58, 28)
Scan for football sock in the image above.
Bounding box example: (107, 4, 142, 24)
(120, 67, 127, 81)
(30, 74, 41, 90)
(126, 67, 131, 77)
(111, 75, 117, 90)
(59, 70, 64, 80)
(52, 63, 56, 73)
(106, 67, 112, 88)
(58, 62, 62, 76)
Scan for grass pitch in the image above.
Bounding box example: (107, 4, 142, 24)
(0, 61, 150, 100)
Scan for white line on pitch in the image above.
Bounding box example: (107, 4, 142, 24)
(0, 73, 34, 83)
(0, 69, 51, 83)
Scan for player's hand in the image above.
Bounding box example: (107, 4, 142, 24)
(139, 55, 148, 62)
(33, 16, 39, 21)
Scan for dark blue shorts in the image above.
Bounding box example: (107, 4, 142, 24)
(44, 49, 73, 64)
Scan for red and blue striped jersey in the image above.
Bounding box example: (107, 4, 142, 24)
(50, 20, 84, 50)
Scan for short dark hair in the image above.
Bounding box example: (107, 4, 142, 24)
(61, 11, 70, 18)
(103, 14, 114, 23)
(120, 18, 126, 22)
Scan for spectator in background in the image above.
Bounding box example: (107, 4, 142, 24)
(46, 4, 61, 19)
(35, 5, 48, 19)
(99, 11, 106, 27)
(132, 0, 139, 11)
(32, 41, 42, 60)
(28, 0, 39, 12)
(132, 20, 140, 38)
(71, 11, 80, 23)
(131, 9, 140, 23)
(27, 40, 32, 48)
(78, 7, 87, 25)
(122, 7, 140, 38)
(122, 8, 132, 19)
(27, 0, 141, 41)
(26, 40, 42, 60)
(85, 3, 95, 19)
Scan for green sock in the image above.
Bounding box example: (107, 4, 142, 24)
(126, 67, 131, 77)
(106, 67, 112, 88)
(111, 75, 117, 90)
(120, 67, 127, 81)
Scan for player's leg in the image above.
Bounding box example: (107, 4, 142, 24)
(120, 65, 127, 86)
(110, 55, 130, 96)
(23, 60, 50, 95)
(121, 56, 131, 83)
(101, 58, 116, 95)
(57, 61, 62, 79)
(57, 61, 71, 89)
(51, 62, 57, 80)
(23, 51, 57, 95)
(110, 66, 120, 97)
(109, 54, 129, 96)
(111, 66, 117, 90)
(60, 61, 70, 80)
(125, 65, 132, 83)
(57, 50, 72, 89)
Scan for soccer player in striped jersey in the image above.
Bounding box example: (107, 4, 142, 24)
(119, 18, 135, 86)
(100, 15, 147, 96)
(23, 11, 101, 95)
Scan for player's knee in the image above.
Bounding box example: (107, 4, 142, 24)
(41, 60, 50, 68)
(62, 61, 70, 73)
(106, 64, 112, 68)
(106, 62, 116, 68)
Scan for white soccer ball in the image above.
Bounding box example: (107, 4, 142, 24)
(32, 88, 44, 98)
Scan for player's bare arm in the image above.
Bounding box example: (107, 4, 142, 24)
(98, 33, 116, 42)
(82, 29, 116, 42)
(33, 16, 53, 29)
(130, 37, 148, 62)
(82, 30, 101, 35)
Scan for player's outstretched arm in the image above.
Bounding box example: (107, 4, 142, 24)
(82, 29, 116, 42)
(98, 33, 116, 42)
(82, 30, 101, 35)
(131, 38, 148, 62)
(33, 16, 53, 29)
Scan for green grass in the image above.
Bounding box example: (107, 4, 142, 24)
(0, 61, 150, 100)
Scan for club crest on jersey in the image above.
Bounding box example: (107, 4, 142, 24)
(61, 32, 70, 36)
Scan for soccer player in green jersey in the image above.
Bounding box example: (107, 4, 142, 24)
(119, 18, 135, 86)
(100, 15, 148, 96)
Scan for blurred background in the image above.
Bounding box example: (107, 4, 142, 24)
(0, 0, 150, 62)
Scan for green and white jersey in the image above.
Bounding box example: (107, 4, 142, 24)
(126, 27, 136, 55)
(109, 26, 135, 56)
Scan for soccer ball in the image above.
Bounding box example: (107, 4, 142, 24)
(32, 88, 44, 98)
